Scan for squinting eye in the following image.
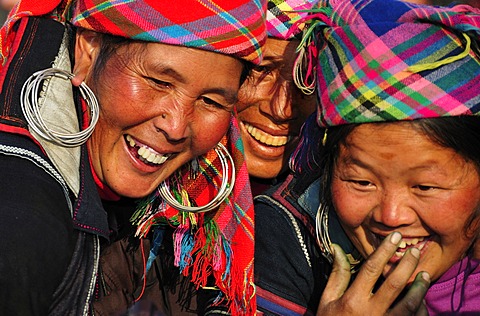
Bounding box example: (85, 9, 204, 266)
(253, 65, 272, 75)
(414, 185, 436, 191)
(149, 77, 171, 88)
(201, 97, 229, 110)
(353, 180, 372, 187)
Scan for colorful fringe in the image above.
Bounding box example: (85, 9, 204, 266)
(131, 116, 256, 316)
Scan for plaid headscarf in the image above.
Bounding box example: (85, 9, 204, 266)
(0, 0, 267, 65)
(131, 116, 255, 315)
(266, 0, 319, 39)
(295, 0, 480, 127)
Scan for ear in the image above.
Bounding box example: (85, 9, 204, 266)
(72, 29, 101, 87)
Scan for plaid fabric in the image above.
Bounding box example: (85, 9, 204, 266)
(266, 0, 318, 39)
(132, 116, 256, 315)
(0, 0, 267, 65)
(297, 0, 480, 127)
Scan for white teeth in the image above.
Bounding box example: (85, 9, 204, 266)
(243, 122, 290, 147)
(394, 237, 427, 258)
(125, 134, 170, 165)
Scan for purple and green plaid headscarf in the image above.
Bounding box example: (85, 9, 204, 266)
(266, 0, 319, 39)
(296, 0, 480, 127)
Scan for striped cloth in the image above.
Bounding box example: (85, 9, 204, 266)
(132, 116, 256, 315)
(296, 0, 480, 127)
(266, 0, 319, 39)
(0, 0, 267, 65)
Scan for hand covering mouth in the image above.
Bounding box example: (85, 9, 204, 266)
(243, 122, 292, 147)
(125, 135, 171, 165)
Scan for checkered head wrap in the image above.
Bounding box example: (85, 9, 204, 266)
(296, 0, 480, 127)
(1, 0, 267, 65)
(266, 0, 319, 39)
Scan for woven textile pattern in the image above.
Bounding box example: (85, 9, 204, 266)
(266, 0, 319, 39)
(0, 0, 267, 65)
(303, 0, 480, 127)
(71, 0, 266, 64)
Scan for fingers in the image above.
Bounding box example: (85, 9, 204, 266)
(318, 244, 352, 308)
(389, 271, 431, 316)
(375, 246, 420, 304)
(348, 232, 401, 296)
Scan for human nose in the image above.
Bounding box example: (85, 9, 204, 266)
(153, 99, 190, 143)
(259, 80, 295, 123)
(372, 190, 416, 228)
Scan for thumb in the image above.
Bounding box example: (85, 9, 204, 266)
(318, 244, 352, 307)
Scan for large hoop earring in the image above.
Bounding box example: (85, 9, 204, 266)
(158, 143, 236, 213)
(316, 203, 362, 273)
(20, 68, 100, 147)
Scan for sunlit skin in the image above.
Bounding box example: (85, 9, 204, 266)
(72, 31, 243, 198)
(0, 0, 17, 10)
(331, 122, 480, 283)
(236, 37, 316, 179)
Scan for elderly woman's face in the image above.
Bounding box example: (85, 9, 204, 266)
(331, 123, 480, 282)
(75, 34, 243, 198)
(236, 37, 316, 179)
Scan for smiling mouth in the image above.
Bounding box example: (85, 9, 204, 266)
(376, 234, 429, 258)
(243, 122, 292, 147)
(125, 134, 171, 166)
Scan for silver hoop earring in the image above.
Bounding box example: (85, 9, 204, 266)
(158, 143, 236, 213)
(316, 203, 334, 263)
(316, 203, 362, 273)
(20, 68, 100, 147)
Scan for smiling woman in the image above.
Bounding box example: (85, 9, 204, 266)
(254, 0, 480, 314)
(236, 0, 317, 193)
(0, 0, 266, 315)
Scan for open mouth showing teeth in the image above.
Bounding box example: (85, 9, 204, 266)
(395, 237, 427, 257)
(243, 122, 292, 147)
(376, 235, 429, 258)
(125, 135, 171, 166)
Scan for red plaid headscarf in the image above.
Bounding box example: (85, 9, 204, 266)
(0, 0, 267, 65)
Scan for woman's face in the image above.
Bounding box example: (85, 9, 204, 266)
(331, 122, 480, 282)
(236, 37, 316, 179)
(75, 33, 243, 198)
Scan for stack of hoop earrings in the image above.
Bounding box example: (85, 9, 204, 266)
(21, 68, 100, 147)
(158, 143, 236, 213)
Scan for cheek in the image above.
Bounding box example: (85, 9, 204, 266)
(331, 180, 369, 227)
(191, 112, 231, 153)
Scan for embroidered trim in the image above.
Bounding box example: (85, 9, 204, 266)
(255, 195, 311, 268)
(84, 235, 100, 316)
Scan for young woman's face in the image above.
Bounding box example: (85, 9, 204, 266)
(331, 122, 480, 282)
(236, 37, 316, 179)
(76, 37, 243, 198)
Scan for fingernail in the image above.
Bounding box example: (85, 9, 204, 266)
(390, 232, 402, 244)
(410, 247, 420, 258)
(422, 271, 430, 283)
